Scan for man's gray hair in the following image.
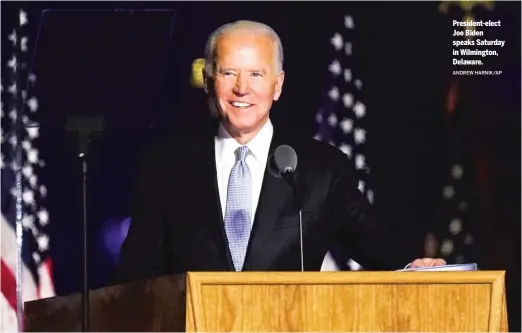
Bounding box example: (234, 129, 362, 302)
(203, 20, 284, 77)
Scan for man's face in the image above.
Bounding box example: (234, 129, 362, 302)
(206, 32, 284, 137)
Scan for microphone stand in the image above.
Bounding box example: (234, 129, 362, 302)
(66, 115, 104, 332)
(282, 170, 304, 272)
(78, 138, 90, 332)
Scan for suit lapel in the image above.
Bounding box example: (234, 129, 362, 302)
(194, 132, 235, 271)
(243, 129, 297, 271)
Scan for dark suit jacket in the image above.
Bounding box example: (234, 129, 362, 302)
(113, 122, 413, 284)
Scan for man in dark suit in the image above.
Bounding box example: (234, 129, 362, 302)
(113, 20, 445, 284)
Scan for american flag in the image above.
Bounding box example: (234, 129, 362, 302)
(1, 8, 54, 332)
(317, 15, 368, 272)
(436, 157, 475, 263)
(429, 74, 476, 265)
(428, 1, 481, 264)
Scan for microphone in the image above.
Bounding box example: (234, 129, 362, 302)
(269, 145, 303, 272)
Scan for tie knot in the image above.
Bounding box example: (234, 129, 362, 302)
(235, 146, 250, 162)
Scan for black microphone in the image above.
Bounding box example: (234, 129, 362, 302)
(269, 145, 303, 272)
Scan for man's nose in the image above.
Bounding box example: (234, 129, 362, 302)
(233, 74, 249, 95)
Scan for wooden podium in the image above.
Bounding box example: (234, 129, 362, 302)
(25, 271, 507, 332)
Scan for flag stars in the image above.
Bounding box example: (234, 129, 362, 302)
(354, 128, 366, 144)
(8, 83, 17, 94)
(22, 189, 35, 205)
(27, 127, 39, 139)
(7, 56, 17, 70)
(366, 190, 374, 204)
(354, 79, 363, 90)
(28, 148, 39, 164)
(344, 42, 352, 56)
(28, 73, 37, 84)
(353, 101, 366, 118)
(315, 113, 323, 124)
(38, 210, 49, 226)
(338, 143, 352, 157)
(33, 253, 41, 264)
(328, 86, 340, 101)
(329, 60, 342, 76)
(327, 113, 338, 127)
(29, 175, 38, 188)
(344, 69, 352, 82)
(347, 259, 362, 270)
(22, 215, 35, 229)
(22, 164, 33, 178)
(344, 15, 354, 29)
(452, 164, 464, 179)
(21, 37, 28, 52)
(19, 10, 28, 26)
(37, 234, 49, 251)
(342, 93, 354, 108)
(331, 33, 343, 51)
(355, 154, 365, 170)
(39, 185, 48, 198)
(449, 218, 462, 235)
(358, 180, 365, 193)
(443, 185, 455, 199)
(8, 30, 17, 46)
(9, 109, 17, 121)
(9, 135, 17, 147)
(441, 239, 454, 255)
(340, 118, 353, 134)
(22, 139, 32, 151)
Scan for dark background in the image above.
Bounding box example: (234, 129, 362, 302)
(2, 1, 520, 330)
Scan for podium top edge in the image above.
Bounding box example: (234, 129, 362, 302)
(186, 270, 506, 285)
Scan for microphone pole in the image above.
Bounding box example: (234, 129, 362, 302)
(281, 170, 304, 272)
(66, 116, 104, 332)
(272, 145, 303, 272)
(79, 138, 89, 333)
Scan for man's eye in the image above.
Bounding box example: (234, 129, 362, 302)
(251, 72, 262, 77)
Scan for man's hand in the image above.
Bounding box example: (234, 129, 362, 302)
(410, 258, 446, 268)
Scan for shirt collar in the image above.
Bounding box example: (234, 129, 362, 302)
(215, 119, 274, 164)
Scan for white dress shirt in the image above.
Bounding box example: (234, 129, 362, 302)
(215, 120, 273, 227)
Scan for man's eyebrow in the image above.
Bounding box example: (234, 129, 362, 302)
(216, 67, 267, 74)
(247, 69, 267, 74)
(217, 67, 235, 72)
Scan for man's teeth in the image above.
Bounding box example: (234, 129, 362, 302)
(232, 102, 251, 108)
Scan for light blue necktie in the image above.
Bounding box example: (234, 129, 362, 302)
(224, 146, 252, 271)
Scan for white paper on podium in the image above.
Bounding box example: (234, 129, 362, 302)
(397, 263, 478, 272)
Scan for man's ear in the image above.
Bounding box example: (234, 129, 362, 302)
(203, 69, 216, 96)
(202, 68, 209, 93)
(273, 71, 285, 101)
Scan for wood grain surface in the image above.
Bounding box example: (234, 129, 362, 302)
(186, 271, 506, 332)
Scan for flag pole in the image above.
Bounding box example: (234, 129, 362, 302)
(13, 8, 30, 332)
